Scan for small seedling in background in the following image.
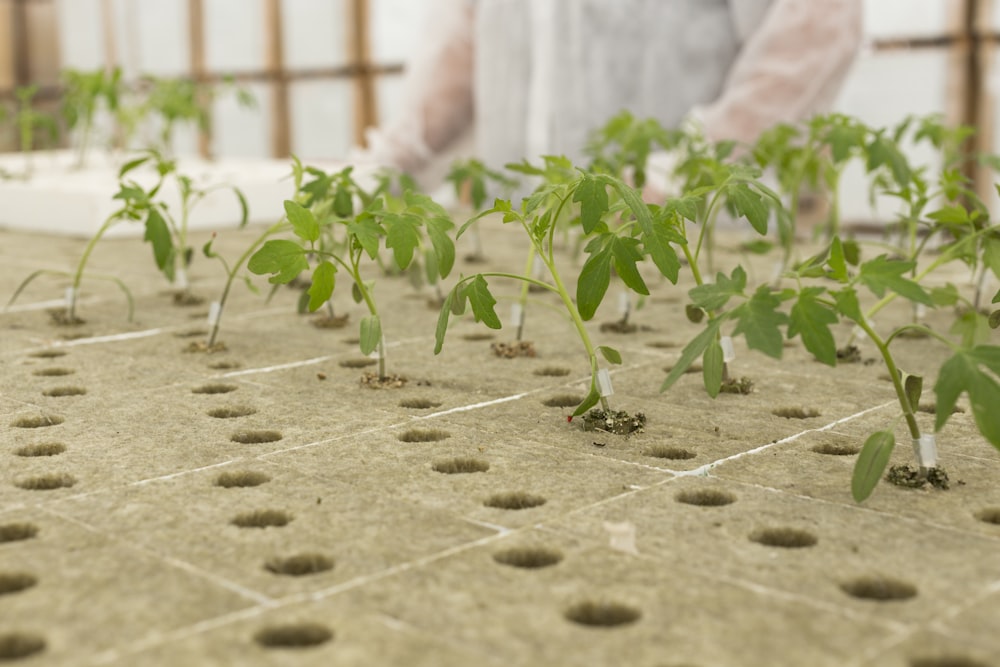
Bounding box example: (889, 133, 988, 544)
(585, 109, 681, 189)
(11, 85, 59, 177)
(445, 158, 518, 262)
(60, 67, 122, 168)
(6, 157, 162, 323)
(249, 167, 454, 384)
(436, 168, 671, 433)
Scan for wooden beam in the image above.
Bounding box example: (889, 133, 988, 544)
(348, 0, 376, 147)
(11, 0, 30, 86)
(265, 0, 290, 157)
(186, 0, 211, 157)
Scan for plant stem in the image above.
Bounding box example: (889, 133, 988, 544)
(349, 256, 385, 380)
(69, 210, 126, 321)
(515, 245, 536, 341)
(206, 221, 288, 348)
(854, 317, 923, 468)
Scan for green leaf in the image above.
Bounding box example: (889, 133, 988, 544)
(731, 286, 789, 359)
(661, 319, 724, 393)
(903, 372, 923, 413)
(602, 176, 681, 282)
(685, 304, 705, 324)
(858, 255, 932, 305)
(118, 155, 149, 178)
(233, 188, 249, 228)
(351, 281, 364, 304)
(424, 216, 456, 279)
(573, 174, 609, 234)
(852, 431, 895, 502)
(842, 239, 861, 266)
(930, 283, 960, 307)
(726, 183, 770, 234)
(307, 261, 336, 312)
(598, 346, 622, 365)
(935, 346, 1000, 447)
(577, 235, 649, 321)
(610, 236, 649, 296)
(950, 309, 991, 347)
(347, 216, 382, 259)
(990, 310, 1000, 330)
(833, 287, 864, 322)
(284, 200, 320, 243)
(572, 383, 602, 417)
(333, 187, 353, 218)
(464, 275, 502, 329)
(383, 214, 421, 270)
(702, 340, 724, 398)
(788, 287, 838, 366)
(247, 239, 309, 284)
(828, 237, 848, 282)
(359, 315, 381, 356)
(144, 208, 175, 281)
(690, 266, 747, 311)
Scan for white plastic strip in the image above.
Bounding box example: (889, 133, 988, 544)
(912, 434, 938, 468)
(510, 303, 524, 329)
(532, 254, 545, 278)
(597, 368, 614, 397)
(720, 336, 736, 363)
(618, 291, 629, 316)
(65, 286, 76, 307)
(207, 301, 222, 327)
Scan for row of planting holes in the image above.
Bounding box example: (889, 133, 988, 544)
(7, 349, 1000, 662)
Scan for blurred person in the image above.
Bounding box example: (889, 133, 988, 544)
(360, 0, 864, 195)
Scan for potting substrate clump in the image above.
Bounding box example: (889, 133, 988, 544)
(1, 111, 1000, 667)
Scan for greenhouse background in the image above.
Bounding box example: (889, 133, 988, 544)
(0, 3, 995, 192)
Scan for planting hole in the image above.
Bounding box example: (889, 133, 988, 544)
(10, 415, 63, 429)
(974, 508, 1000, 525)
(29, 350, 66, 359)
(232, 510, 292, 528)
(399, 398, 442, 409)
(15, 474, 76, 491)
(646, 340, 678, 349)
(840, 576, 917, 601)
(644, 445, 696, 461)
(533, 366, 571, 377)
(0, 633, 45, 660)
(543, 394, 584, 408)
(41, 386, 86, 398)
(462, 332, 495, 341)
(397, 428, 450, 443)
(192, 383, 238, 395)
(772, 407, 820, 419)
(749, 527, 817, 548)
(265, 553, 334, 576)
(254, 623, 332, 649)
(564, 600, 641, 628)
(339, 358, 376, 368)
(230, 430, 283, 444)
(0, 523, 38, 543)
(208, 361, 242, 370)
(493, 547, 563, 569)
(484, 492, 547, 510)
(215, 471, 271, 488)
(432, 458, 490, 474)
(342, 337, 360, 345)
(811, 442, 860, 456)
(0, 573, 37, 596)
(910, 658, 991, 667)
(207, 406, 257, 419)
(31, 367, 74, 377)
(675, 488, 736, 507)
(14, 443, 66, 457)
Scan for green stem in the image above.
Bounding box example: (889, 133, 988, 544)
(69, 209, 127, 321)
(349, 252, 385, 380)
(206, 221, 288, 348)
(854, 317, 921, 444)
(515, 245, 536, 341)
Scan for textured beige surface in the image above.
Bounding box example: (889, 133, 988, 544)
(1, 222, 998, 667)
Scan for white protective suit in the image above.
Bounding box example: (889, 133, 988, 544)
(366, 0, 864, 185)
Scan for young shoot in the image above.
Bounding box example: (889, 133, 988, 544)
(12, 85, 59, 177)
(445, 158, 518, 262)
(61, 67, 122, 168)
(249, 171, 454, 382)
(435, 169, 675, 432)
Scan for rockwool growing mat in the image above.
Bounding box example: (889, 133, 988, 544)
(1, 222, 998, 667)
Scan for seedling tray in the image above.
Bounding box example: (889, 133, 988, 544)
(1, 223, 998, 667)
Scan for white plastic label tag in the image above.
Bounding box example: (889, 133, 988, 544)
(532, 255, 545, 278)
(207, 301, 222, 327)
(597, 368, 614, 397)
(65, 286, 76, 306)
(912, 434, 938, 468)
(510, 303, 524, 328)
(720, 336, 736, 363)
(915, 303, 927, 320)
(618, 291, 629, 316)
